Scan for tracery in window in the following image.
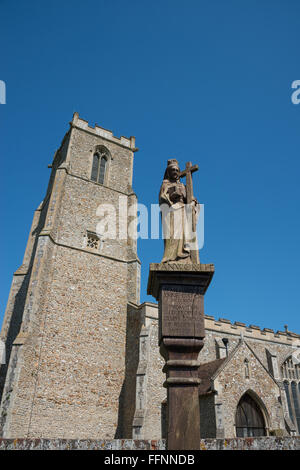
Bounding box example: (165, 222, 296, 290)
(281, 355, 300, 434)
(91, 146, 109, 184)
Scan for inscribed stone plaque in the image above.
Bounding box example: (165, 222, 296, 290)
(159, 284, 204, 339)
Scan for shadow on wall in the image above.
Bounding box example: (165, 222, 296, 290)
(114, 303, 143, 438)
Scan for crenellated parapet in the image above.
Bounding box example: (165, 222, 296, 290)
(203, 315, 300, 346)
(70, 112, 137, 150)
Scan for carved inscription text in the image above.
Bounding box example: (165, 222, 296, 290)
(159, 284, 204, 339)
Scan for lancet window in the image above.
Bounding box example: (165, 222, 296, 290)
(91, 146, 110, 184)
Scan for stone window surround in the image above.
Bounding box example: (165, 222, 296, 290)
(89, 145, 112, 186)
(281, 355, 300, 434)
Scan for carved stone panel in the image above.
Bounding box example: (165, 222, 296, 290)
(159, 284, 204, 340)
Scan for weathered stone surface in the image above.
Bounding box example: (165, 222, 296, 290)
(0, 438, 165, 450)
(0, 113, 140, 439)
(160, 285, 204, 339)
(2, 113, 300, 445)
(133, 306, 300, 440)
(148, 264, 213, 450)
(147, 263, 214, 301)
(0, 437, 299, 450)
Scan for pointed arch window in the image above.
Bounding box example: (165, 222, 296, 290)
(91, 146, 109, 184)
(282, 356, 300, 434)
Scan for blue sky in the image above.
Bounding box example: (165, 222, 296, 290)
(1, 0, 300, 333)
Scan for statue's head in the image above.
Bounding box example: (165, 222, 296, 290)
(164, 159, 180, 182)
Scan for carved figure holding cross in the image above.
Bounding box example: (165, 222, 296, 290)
(159, 159, 200, 264)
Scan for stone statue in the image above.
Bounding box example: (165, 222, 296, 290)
(159, 159, 200, 264)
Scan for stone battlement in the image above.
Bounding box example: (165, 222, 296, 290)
(71, 112, 137, 150)
(204, 314, 300, 345)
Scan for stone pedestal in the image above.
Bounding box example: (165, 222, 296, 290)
(147, 262, 214, 450)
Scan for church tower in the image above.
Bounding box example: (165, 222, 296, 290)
(0, 113, 140, 438)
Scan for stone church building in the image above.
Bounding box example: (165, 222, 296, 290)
(0, 113, 300, 441)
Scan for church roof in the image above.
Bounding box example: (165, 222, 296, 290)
(198, 358, 226, 395)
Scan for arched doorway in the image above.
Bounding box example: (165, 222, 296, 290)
(235, 393, 266, 437)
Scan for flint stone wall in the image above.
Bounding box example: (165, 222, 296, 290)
(136, 305, 300, 439)
(0, 116, 140, 439)
(0, 437, 300, 450)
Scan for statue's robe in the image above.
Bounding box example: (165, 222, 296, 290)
(159, 179, 191, 263)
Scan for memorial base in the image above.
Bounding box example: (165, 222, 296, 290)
(147, 262, 214, 450)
